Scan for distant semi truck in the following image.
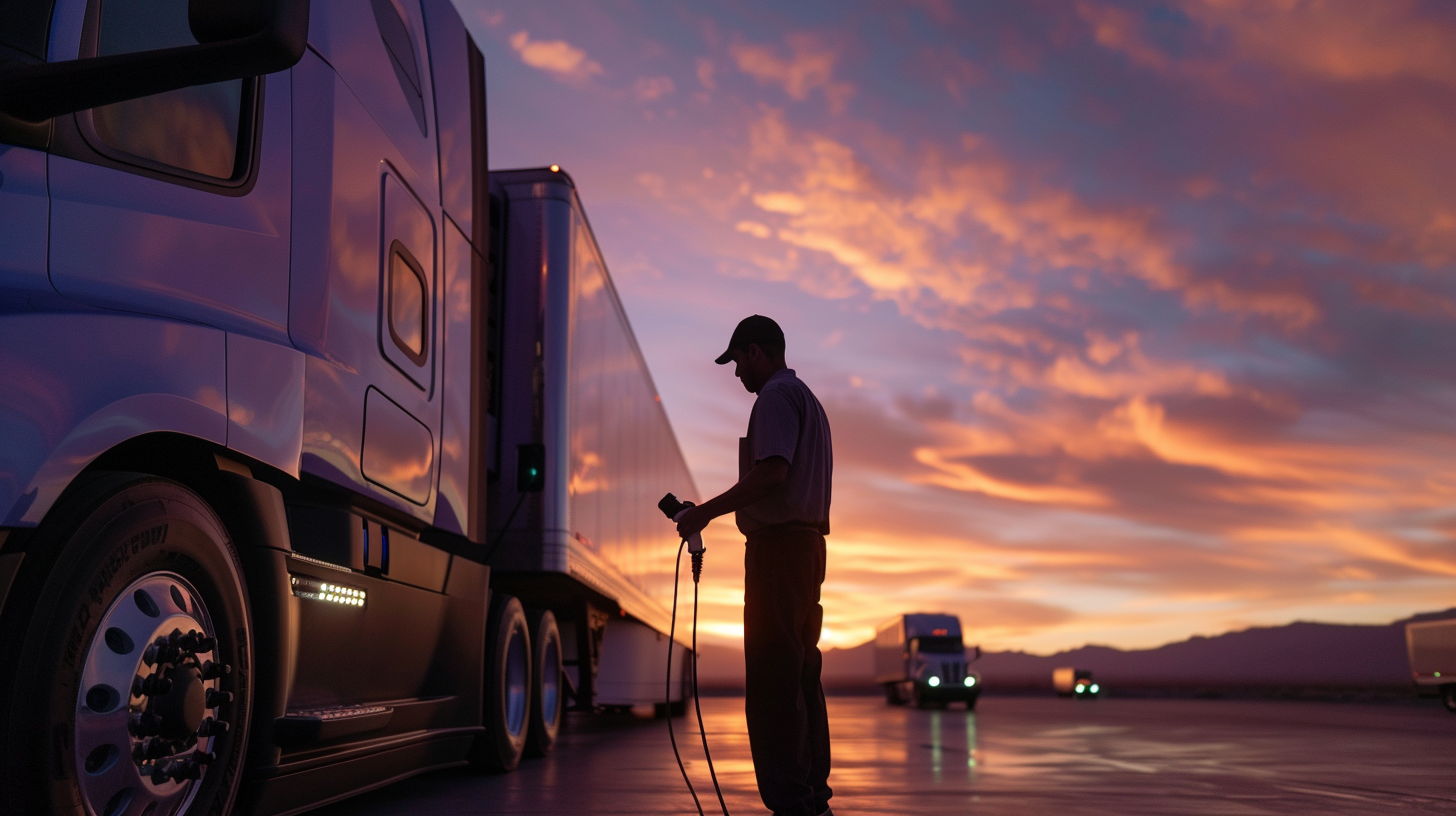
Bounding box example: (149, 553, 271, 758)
(1053, 667, 1100, 698)
(1406, 619, 1456, 712)
(875, 613, 981, 709)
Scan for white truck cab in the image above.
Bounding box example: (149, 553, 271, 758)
(875, 613, 982, 709)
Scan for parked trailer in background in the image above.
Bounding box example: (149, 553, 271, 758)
(1406, 619, 1456, 712)
(0, 3, 696, 814)
(1054, 667, 1100, 698)
(875, 613, 981, 709)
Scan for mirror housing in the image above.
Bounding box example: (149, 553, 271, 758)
(0, 0, 310, 123)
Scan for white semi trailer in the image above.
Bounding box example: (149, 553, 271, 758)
(875, 613, 981, 709)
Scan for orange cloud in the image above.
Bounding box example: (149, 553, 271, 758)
(731, 35, 856, 113)
(739, 109, 1318, 329)
(509, 30, 603, 81)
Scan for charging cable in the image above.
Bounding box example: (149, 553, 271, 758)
(661, 494, 731, 816)
(666, 538, 704, 816)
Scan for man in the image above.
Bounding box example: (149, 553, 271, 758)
(676, 315, 834, 816)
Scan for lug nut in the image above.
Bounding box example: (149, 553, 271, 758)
(134, 737, 170, 761)
(205, 689, 232, 709)
(149, 637, 180, 665)
(200, 661, 231, 680)
(197, 717, 230, 738)
(179, 630, 217, 654)
(172, 759, 202, 781)
(141, 674, 173, 696)
(150, 761, 173, 784)
(129, 711, 161, 737)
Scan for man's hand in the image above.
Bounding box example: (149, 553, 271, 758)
(676, 504, 711, 541)
(670, 457, 789, 543)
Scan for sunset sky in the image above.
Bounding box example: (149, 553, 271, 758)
(459, 0, 1456, 654)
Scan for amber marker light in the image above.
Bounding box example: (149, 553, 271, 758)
(550, 164, 560, 172)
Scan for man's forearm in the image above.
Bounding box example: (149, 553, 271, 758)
(676, 457, 788, 538)
(698, 459, 786, 519)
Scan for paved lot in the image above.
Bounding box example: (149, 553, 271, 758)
(311, 696, 1456, 815)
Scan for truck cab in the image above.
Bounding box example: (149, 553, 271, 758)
(875, 613, 982, 709)
(0, 2, 511, 813)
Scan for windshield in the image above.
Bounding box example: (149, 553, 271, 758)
(914, 636, 964, 654)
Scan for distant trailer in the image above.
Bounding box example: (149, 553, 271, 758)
(1053, 667, 1100, 698)
(1406, 619, 1456, 712)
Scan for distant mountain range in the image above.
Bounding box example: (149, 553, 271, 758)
(695, 608, 1456, 693)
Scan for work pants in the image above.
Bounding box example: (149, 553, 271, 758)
(743, 528, 832, 816)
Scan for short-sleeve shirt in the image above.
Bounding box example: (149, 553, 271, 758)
(736, 369, 833, 535)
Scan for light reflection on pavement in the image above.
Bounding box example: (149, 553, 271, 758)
(310, 697, 1456, 815)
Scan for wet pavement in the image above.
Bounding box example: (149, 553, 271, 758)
(310, 696, 1456, 815)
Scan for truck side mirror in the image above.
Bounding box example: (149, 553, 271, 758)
(0, 0, 311, 123)
(516, 444, 546, 493)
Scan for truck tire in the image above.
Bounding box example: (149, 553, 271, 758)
(524, 608, 562, 757)
(884, 684, 904, 705)
(965, 692, 980, 712)
(471, 594, 531, 772)
(0, 473, 252, 816)
(1442, 685, 1456, 714)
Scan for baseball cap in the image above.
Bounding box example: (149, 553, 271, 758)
(714, 315, 785, 364)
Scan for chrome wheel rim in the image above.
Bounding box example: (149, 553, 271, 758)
(505, 629, 528, 737)
(75, 572, 232, 816)
(541, 636, 560, 728)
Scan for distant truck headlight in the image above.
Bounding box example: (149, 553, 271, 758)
(964, 677, 976, 687)
(928, 676, 941, 687)
(1090, 684, 1100, 694)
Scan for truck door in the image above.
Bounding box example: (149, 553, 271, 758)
(44, 0, 292, 345)
(40, 0, 300, 471)
(290, 0, 444, 517)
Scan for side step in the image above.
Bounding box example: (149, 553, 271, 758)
(273, 705, 394, 747)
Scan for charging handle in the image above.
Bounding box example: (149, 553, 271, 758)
(659, 493, 704, 554)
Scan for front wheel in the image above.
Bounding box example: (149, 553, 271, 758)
(0, 474, 252, 816)
(471, 594, 531, 772)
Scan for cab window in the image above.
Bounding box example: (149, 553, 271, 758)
(89, 0, 251, 180)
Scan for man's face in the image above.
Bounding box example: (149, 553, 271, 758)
(731, 346, 766, 394)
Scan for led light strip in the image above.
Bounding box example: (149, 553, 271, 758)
(290, 575, 367, 607)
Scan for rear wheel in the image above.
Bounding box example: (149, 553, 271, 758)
(524, 608, 562, 757)
(471, 594, 531, 772)
(883, 683, 903, 705)
(0, 474, 251, 816)
(1441, 685, 1456, 714)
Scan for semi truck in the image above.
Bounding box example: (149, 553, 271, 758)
(1053, 667, 1099, 698)
(1406, 619, 1456, 712)
(874, 613, 981, 709)
(0, 2, 697, 814)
